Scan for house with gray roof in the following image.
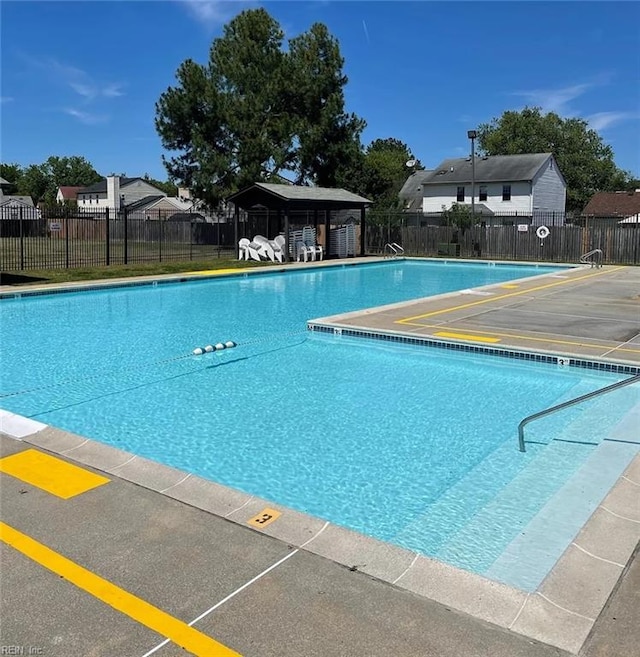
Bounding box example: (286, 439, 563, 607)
(399, 170, 433, 212)
(0, 176, 36, 216)
(77, 175, 193, 215)
(417, 153, 566, 223)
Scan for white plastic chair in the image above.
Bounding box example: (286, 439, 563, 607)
(301, 226, 323, 261)
(295, 239, 313, 262)
(238, 237, 261, 261)
(253, 235, 277, 262)
(272, 235, 285, 263)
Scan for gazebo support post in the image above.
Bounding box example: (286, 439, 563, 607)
(283, 209, 290, 263)
(360, 206, 366, 257)
(234, 203, 239, 259)
(324, 209, 331, 258)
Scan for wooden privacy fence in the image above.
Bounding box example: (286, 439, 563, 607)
(367, 223, 640, 265)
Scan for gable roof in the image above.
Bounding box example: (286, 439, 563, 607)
(125, 195, 167, 211)
(0, 196, 35, 208)
(78, 177, 164, 194)
(228, 183, 372, 210)
(399, 170, 433, 211)
(582, 191, 640, 217)
(0, 176, 11, 186)
(422, 153, 554, 186)
(253, 183, 371, 204)
(57, 186, 83, 199)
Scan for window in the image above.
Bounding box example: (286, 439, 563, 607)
(502, 185, 511, 201)
(479, 185, 487, 202)
(456, 186, 465, 202)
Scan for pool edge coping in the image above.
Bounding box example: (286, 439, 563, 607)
(1, 413, 638, 655)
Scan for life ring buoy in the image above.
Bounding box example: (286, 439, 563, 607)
(536, 225, 550, 239)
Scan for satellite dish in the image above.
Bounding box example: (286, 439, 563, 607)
(405, 159, 417, 168)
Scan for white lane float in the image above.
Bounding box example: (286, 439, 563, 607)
(192, 340, 237, 356)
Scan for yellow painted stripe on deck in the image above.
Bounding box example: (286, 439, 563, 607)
(190, 268, 255, 276)
(0, 449, 109, 499)
(500, 284, 520, 289)
(247, 508, 281, 528)
(0, 522, 241, 657)
(434, 331, 501, 343)
(397, 266, 625, 323)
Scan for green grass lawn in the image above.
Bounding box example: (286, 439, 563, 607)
(0, 258, 271, 286)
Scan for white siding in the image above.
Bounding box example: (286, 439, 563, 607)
(79, 192, 109, 210)
(532, 157, 566, 216)
(78, 178, 167, 211)
(422, 181, 532, 215)
(121, 180, 167, 204)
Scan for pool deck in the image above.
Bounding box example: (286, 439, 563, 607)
(1, 258, 639, 657)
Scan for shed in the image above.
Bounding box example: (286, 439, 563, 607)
(227, 183, 372, 261)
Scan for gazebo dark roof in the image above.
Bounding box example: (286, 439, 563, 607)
(227, 183, 371, 210)
(228, 183, 371, 261)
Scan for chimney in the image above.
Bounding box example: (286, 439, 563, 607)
(106, 176, 121, 210)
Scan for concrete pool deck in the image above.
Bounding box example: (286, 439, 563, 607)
(1, 258, 639, 656)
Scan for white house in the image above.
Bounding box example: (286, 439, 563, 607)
(77, 176, 172, 211)
(418, 153, 566, 223)
(55, 186, 83, 204)
(0, 176, 36, 218)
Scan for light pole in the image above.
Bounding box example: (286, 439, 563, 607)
(467, 130, 477, 221)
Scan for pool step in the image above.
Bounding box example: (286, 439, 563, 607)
(434, 439, 591, 574)
(391, 378, 609, 555)
(435, 389, 639, 580)
(392, 440, 530, 554)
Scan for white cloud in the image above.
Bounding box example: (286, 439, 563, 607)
(21, 53, 125, 102)
(362, 19, 370, 45)
(510, 82, 593, 115)
(179, 0, 253, 26)
(585, 111, 639, 132)
(64, 108, 109, 125)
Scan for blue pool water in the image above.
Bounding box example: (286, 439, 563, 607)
(2, 260, 638, 590)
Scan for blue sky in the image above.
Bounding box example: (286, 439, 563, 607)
(1, 1, 639, 182)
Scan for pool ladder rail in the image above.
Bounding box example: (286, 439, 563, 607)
(518, 372, 640, 452)
(384, 242, 405, 258)
(580, 248, 603, 268)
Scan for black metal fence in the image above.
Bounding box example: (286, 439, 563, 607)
(2, 207, 639, 270)
(366, 211, 640, 265)
(0, 207, 235, 270)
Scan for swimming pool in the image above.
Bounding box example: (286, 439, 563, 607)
(2, 260, 638, 590)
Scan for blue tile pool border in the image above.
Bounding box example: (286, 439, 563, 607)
(307, 323, 640, 376)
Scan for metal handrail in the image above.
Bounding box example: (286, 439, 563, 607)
(518, 373, 640, 452)
(580, 248, 603, 268)
(384, 242, 405, 258)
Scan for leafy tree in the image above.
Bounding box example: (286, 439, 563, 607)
(155, 8, 365, 207)
(477, 107, 631, 213)
(5, 156, 102, 204)
(0, 163, 23, 193)
(18, 164, 50, 204)
(360, 138, 422, 208)
(287, 23, 366, 187)
(441, 203, 474, 236)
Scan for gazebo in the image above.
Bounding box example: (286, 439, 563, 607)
(226, 183, 372, 261)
